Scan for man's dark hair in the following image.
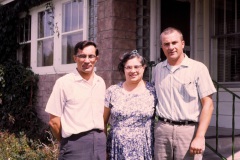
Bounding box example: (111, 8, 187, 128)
(74, 40, 99, 56)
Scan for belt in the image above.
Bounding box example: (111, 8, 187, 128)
(63, 129, 103, 141)
(158, 116, 197, 125)
(69, 129, 102, 139)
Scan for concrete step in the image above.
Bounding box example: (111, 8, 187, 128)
(203, 126, 240, 160)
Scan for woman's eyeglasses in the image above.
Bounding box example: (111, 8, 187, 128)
(124, 65, 143, 71)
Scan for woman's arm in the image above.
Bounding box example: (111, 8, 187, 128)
(103, 107, 111, 136)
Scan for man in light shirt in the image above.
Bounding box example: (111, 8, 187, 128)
(45, 40, 106, 160)
(153, 27, 216, 160)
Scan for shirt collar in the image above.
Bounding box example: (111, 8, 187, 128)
(72, 68, 100, 84)
(73, 69, 84, 81)
(181, 54, 190, 67)
(162, 54, 190, 68)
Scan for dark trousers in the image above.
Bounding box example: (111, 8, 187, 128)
(59, 129, 106, 160)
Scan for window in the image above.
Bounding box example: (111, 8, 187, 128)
(17, 16, 31, 68)
(62, 0, 84, 64)
(37, 9, 54, 67)
(28, 0, 89, 74)
(212, 0, 240, 83)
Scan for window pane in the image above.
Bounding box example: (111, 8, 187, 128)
(19, 43, 31, 68)
(226, 0, 235, 33)
(38, 11, 54, 38)
(18, 16, 31, 42)
(62, 32, 83, 64)
(217, 38, 224, 82)
(18, 16, 31, 68)
(63, 2, 71, 32)
(217, 36, 240, 82)
(72, 1, 78, 30)
(231, 48, 240, 81)
(62, 0, 83, 32)
(215, 0, 224, 35)
(238, 1, 240, 32)
(37, 38, 54, 66)
(79, 0, 83, 29)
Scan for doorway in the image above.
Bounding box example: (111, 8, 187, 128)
(160, 0, 191, 61)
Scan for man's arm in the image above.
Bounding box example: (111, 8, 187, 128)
(49, 114, 62, 142)
(190, 95, 214, 155)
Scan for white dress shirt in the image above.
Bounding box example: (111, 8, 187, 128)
(45, 69, 106, 138)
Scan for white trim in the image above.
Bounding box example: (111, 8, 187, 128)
(150, 0, 161, 63)
(0, 0, 14, 5)
(203, 0, 210, 68)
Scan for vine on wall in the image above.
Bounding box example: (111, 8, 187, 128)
(45, 2, 60, 38)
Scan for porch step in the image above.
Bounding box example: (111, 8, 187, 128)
(203, 126, 240, 160)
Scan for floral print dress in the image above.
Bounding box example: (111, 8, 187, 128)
(105, 82, 157, 160)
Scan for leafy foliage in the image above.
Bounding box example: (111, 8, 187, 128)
(0, 0, 58, 158)
(0, 60, 59, 158)
(0, 0, 51, 135)
(0, 130, 58, 159)
(0, 0, 48, 64)
(0, 60, 45, 138)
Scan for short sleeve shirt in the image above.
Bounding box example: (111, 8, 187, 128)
(45, 69, 106, 138)
(153, 55, 216, 122)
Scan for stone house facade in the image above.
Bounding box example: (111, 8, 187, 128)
(1, 0, 240, 129)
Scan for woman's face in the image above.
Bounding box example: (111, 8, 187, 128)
(124, 57, 145, 83)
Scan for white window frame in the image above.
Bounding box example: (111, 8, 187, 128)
(30, 0, 88, 75)
(17, 13, 31, 66)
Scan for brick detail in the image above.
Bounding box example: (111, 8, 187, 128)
(36, 74, 65, 123)
(96, 0, 137, 87)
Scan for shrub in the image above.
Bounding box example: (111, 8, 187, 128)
(0, 60, 59, 158)
(0, 60, 41, 137)
(0, 130, 59, 160)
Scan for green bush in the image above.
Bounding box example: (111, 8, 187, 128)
(0, 60, 42, 137)
(0, 0, 58, 158)
(0, 130, 59, 160)
(0, 60, 44, 136)
(0, 60, 58, 158)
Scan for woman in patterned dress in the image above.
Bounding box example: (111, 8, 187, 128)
(104, 50, 157, 160)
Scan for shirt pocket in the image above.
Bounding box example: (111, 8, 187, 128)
(181, 81, 197, 100)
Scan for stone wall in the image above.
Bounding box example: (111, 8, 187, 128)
(36, 74, 65, 123)
(96, 0, 137, 87)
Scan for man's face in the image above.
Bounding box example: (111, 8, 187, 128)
(74, 45, 98, 76)
(161, 31, 185, 65)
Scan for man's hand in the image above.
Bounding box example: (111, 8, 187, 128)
(190, 136, 205, 155)
(190, 95, 214, 155)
